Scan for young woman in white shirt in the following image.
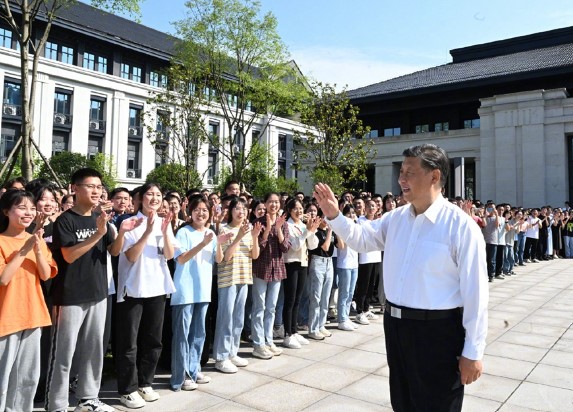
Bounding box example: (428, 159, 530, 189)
(282, 199, 319, 349)
(116, 183, 178, 409)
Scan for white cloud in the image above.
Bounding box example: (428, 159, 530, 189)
(290, 46, 432, 90)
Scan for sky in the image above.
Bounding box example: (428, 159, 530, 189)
(128, 0, 573, 90)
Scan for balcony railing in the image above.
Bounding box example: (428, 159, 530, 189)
(53, 112, 72, 126)
(89, 119, 106, 131)
(2, 103, 22, 117)
(128, 125, 143, 138)
(126, 168, 142, 179)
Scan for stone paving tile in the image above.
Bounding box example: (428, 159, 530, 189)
(523, 315, 573, 328)
(496, 330, 559, 349)
(280, 339, 349, 361)
(505, 381, 573, 411)
(553, 338, 573, 353)
(198, 367, 274, 399)
(243, 352, 314, 378)
(338, 374, 392, 407)
(464, 373, 521, 403)
(355, 335, 386, 354)
(540, 349, 573, 368)
(321, 347, 388, 374)
(485, 341, 549, 363)
(232, 380, 329, 412)
(510, 322, 569, 337)
(323, 326, 381, 348)
(202, 401, 259, 411)
(481, 355, 536, 381)
(527, 363, 573, 391)
(282, 362, 368, 392)
(497, 404, 550, 411)
(301, 394, 392, 411)
(462, 395, 501, 412)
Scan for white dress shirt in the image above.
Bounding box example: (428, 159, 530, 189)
(328, 195, 488, 360)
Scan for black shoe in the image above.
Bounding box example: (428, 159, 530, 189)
(495, 274, 505, 280)
(488, 277, 493, 283)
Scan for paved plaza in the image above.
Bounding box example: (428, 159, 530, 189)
(35, 259, 573, 411)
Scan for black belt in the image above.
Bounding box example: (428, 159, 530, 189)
(385, 302, 461, 321)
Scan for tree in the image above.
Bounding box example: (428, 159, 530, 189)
(174, 0, 309, 186)
(144, 65, 210, 190)
(146, 163, 202, 194)
(37, 151, 118, 189)
(0, 0, 142, 181)
(294, 82, 376, 195)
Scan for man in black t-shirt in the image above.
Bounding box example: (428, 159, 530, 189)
(45, 168, 142, 412)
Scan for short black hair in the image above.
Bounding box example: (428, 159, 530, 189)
(110, 187, 130, 198)
(71, 168, 102, 185)
(402, 144, 449, 188)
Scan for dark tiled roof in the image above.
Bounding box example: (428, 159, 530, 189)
(53, 1, 178, 60)
(348, 43, 573, 100)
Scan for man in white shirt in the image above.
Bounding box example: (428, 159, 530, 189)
(314, 144, 488, 412)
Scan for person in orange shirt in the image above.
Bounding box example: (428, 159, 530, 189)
(0, 189, 58, 412)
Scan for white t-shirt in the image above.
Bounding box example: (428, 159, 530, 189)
(525, 216, 540, 239)
(117, 211, 179, 302)
(358, 216, 383, 264)
(337, 244, 358, 269)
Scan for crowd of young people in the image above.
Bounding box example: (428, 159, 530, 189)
(0, 171, 565, 411)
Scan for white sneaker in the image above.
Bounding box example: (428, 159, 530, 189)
(267, 343, 283, 356)
(319, 327, 332, 337)
(337, 320, 355, 331)
(283, 335, 302, 349)
(75, 398, 115, 412)
(137, 387, 159, 402)
(356, 313, 370, 325)
(120, 392, 145, 409)
(215, 359, 238, 373)
(365, 311, 379, 320)
(252, 344, 273, 359)
(273, 324, 285, 339)
(230, 355, 248, 367)
(294, 333, 309, 345)
(181, 379, 198, 391)
(308, 331, 325, 340)
(196, 372, 212, 383)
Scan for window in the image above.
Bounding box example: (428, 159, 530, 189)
(88, 137, 103, 160)
(83, 52, 95, 70)
(366, 129, 378, 138)
(278, 133, 287, 177)
(61, 46, 74, 64)
(128, 106, 142, 138)
(207, 153, 216, 179)
(434, 122, 449, 132)
(415, 124, 429, 134)
(121, 63, 142, 82)
(383, 127, 401, 137)
(252, 129, 261, 145)
(127, 142, 140, 178)
(1, 125, 18, 162)
(0, 28, 12, 49)
(150, 71, 167, 88)
(52, 133, 69, 156)
(3, 81, 21, 105)
(464, 119, 480, 129)
(227, 94, 238, 107)
(97, 56, 108, 74)
(90, 99, 104, 121)
(45, 41, 58, 60)
(45, 41, 74, 64)
(54, 92, 71, 115)
(155, 144, 167, 168)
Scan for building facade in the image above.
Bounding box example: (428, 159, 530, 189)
(0, 2, 303, 189)
(341, 26, 573, 207)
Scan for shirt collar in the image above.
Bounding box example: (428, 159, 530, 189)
(407, 195, 446, 224)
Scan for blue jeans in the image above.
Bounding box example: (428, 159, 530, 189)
(274, 282, 284, 327)
(516, 232, 526, 264)
(170, 303, 208, 389)
(213, 284, 247, 362)
(337, 267, 358, 322)
(565, 236, 573, 258)
(503, 245, 514, 273)
(308, 256, 334, 333)
(297, 277, 310, 327)
(251, 278, 281, 346)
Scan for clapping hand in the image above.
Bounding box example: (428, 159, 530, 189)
(161, 211, 174, 234)
(275, 214, 287, 229)
(120, 216, 144, 234)
(252, 221, 262, 238)
(96, 210, 112, 235)
(237, 219, 251, 239)
(202, 230, 215, 246)
(306, 216, 321, 233)
(217, 231, 234, 244)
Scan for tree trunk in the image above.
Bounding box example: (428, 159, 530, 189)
(19, 8, 33, 181)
